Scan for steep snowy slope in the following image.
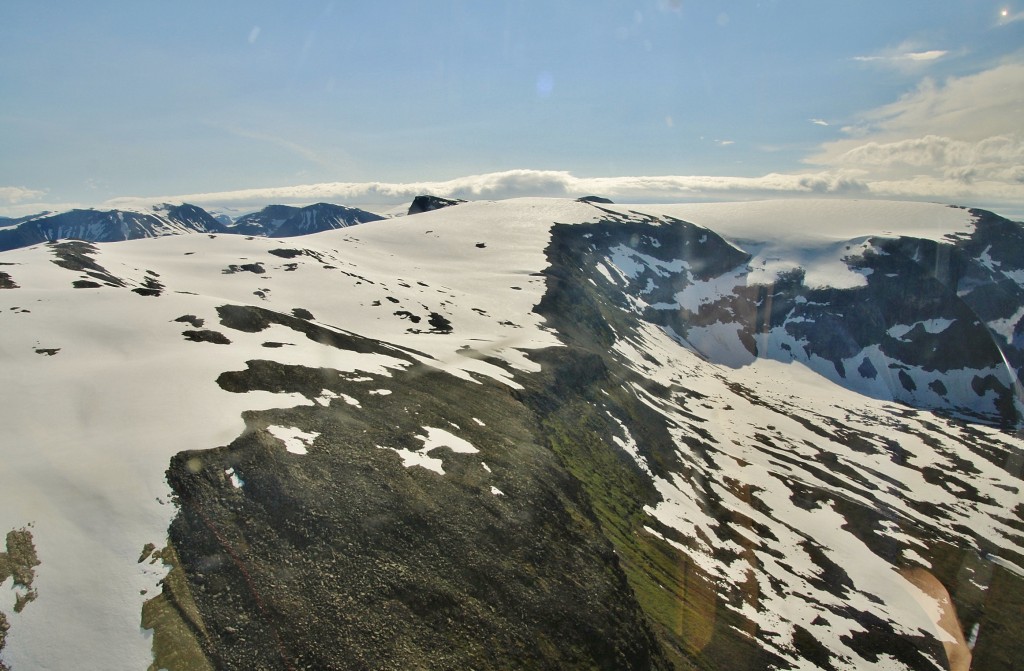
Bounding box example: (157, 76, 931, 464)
(0, 198, 1021, 671)
(582, 199, 1024, 423)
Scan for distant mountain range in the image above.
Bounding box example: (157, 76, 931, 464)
(220, 203, 385, 237)
(0, 201, 389, 252)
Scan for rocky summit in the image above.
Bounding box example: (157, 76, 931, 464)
(0, 197, 1021, 671)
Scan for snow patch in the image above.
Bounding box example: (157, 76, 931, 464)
(416, 426, 479, 454)
(225, 467, 244, 489)
(267, 425, 320, 455)
(377, 446, 445, 475)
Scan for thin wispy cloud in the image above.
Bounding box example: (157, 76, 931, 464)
(853, 50, 948, 64)
(852, 41, 949, 71)
(809, 119, 830, 127)
(216, 124, 328, 167)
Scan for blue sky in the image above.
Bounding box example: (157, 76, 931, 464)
(2, 1, 1023, 217)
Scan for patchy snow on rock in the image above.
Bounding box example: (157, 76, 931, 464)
(607, 413, 652, 476)
(989, 306, 1024, 343)
(315, 389, 339, 406)
(377, 446, 446, 475)
(615, 320, 1023, 668)
(888, 318, 956, 340)
(1, 196, 1020, 670)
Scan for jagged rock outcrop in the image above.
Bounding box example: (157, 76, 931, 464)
(407, 195, 466, 216)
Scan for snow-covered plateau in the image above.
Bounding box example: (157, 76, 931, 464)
(1, 197, 1021, 671)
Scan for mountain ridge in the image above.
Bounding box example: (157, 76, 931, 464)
(1, 197, 1021, 671)
(0, 201, 388, 252)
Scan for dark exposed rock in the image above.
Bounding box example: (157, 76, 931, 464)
(267, 248, 303, 259)
(407, 195, 466, 216)
(182, 330, 232, 345)
(898, 370, 917, 392)
(393, 310, 421, 323)
(166, 359, 669, 670)
(174, 315, 205, 328)
(858, 357, 878, 379)
(215, 304, 424, 361)
(49, 241, 126, 287)
(222, 263, 265, 275)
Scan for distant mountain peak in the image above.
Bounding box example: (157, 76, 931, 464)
(407, 195, 466, 215)
(226, 202, 384, 237)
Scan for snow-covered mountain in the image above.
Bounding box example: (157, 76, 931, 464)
(0, 203, 224, 252)
(0, 198, 1021, 671)
(223, 202, 385, 237)
(0, 202, 387, 252)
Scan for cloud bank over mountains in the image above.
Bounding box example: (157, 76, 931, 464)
(3, 59, 1022, 220)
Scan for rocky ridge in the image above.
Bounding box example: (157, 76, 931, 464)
(0, 198, 1021, 671)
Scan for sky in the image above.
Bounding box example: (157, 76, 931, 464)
(1, 0, 1023, 218)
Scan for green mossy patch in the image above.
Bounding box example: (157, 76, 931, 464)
(141, 544, 214, 671)
(0, 527, 41, 667)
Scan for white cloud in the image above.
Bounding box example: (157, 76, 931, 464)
(7, 64, 1022, 221)
(823, 134, 1024, 182)
(0, 186, 46, 205)
(851, 41, 949, 71)
(809, 119, 830, 127)
(853, 50, 947, 65)
(5, 163, 1018, 222)
(802, 60, 1024, 216)
(101, 169, 872, 213)
(827, 62, 1024, 144)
